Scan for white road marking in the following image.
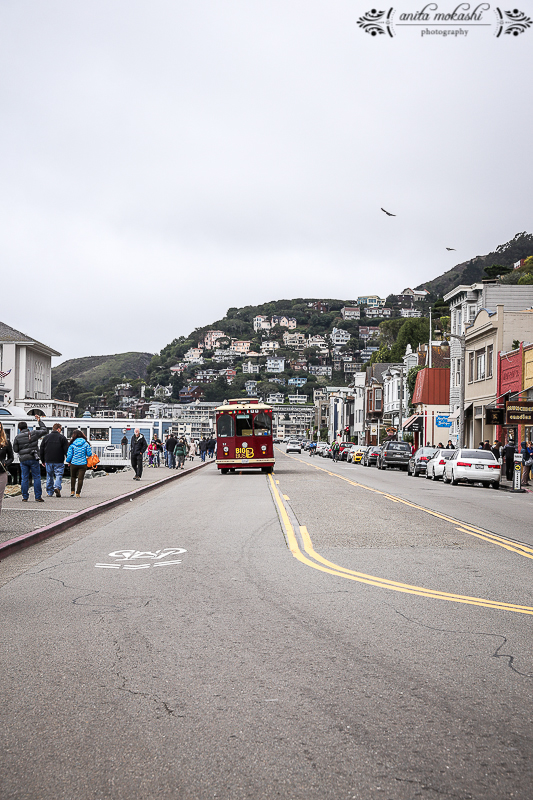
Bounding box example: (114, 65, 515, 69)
(95, 564, 121, 569)
(153, 560, 182, 567)
(122, 564, 151, 570)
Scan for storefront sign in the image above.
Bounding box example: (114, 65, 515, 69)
(485, 408, 504, 425)
(505, 401, 533, 425)
(435, 415, 451, 428)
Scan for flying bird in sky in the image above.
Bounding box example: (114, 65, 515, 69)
(381, 208, 396, 216)
(446, 247, 456, 251)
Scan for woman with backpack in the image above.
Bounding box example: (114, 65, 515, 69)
(174, 437, 188, 470)
(66, 430, 92, 497)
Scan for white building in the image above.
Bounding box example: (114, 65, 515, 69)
(261, 340, 280, 353)
(382, 366, 409, 431)
(203, 330, 226, 349)
(184, 347, 204, 363)
(0, 320, 78, 417)
(357, 295, 386, 308)
(267, 392, 285, 404)
(266, 357, 285, 373)
(367, 307, 391, 319)
(330, 327, 351, 346)
(341, 307, 361, 320)
(401, 287, 429, 301)
(287, 394, 308, 404)
(400, 308, 422, 318)
(212, 349, 238, 363)
(231, 339, 251, 354)
(245, 380, 258, 396)
(253, 315, 271, 331)
(283, 331, 306, 350)
(308, 365, 332, 377)
(288, 376, 307, 387)
(242, 360, 260, 374)
(271, 315, 297, 329)
(307, 334, 329, 354)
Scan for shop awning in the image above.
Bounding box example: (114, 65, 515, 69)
(449, 403, 472, 420)
(402, 414, 422, 431)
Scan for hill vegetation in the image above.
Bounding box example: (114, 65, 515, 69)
(52, 352, 153, 392)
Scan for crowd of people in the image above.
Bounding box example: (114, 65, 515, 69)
(127, 431, 217, 480)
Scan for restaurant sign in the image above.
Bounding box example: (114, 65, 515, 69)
(505, 401, 533, 425)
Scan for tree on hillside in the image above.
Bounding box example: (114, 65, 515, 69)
(378, 318, 405, 347)
(54, 379, 85, 402)
(390, 318, 430, 362)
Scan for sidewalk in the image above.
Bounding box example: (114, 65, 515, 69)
(0, 459, 213, 548)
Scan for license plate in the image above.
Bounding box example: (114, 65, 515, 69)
(241, 459, 249, 464)
(475, 464, 484, 469)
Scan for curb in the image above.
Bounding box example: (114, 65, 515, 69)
(0, 461, 212, 560)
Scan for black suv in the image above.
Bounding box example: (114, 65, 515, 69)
(377, 440, 412, 471)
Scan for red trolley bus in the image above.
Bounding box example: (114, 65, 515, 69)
(215, 399, 275, 474)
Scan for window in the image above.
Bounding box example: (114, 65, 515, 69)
(235, 413, 253, 437)
(468, 352, 474, 383)
(455, 358, 461, 387)
(253, 412, 272, 435)
(217, 414, 234, 437)
(374, 388, 382, 411)
(476, 350, 486, 381)
(487, 344, 493, 378)
(468, 305, 476, 322)
(89, 428, 109, 441)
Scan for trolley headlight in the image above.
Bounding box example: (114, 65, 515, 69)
(223, 446, 229, 453)
(261, 446, 266, 452)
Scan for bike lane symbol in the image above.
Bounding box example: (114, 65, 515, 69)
(95, 548, 187, 570)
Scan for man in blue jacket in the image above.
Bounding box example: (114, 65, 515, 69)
(13, 415, 48, 502)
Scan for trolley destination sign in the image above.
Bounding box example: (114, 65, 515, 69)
(505, 400, 533, 425)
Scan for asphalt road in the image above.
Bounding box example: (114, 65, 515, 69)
(1, 451, 532, 800)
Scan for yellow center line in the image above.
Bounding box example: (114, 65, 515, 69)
(282, 452, 533, 560)
(267, 474, 533, 616)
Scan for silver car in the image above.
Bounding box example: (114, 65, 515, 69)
(443, 448, 501, 488)
(425, 449, 454, 480)
(286, 439, 302, 454)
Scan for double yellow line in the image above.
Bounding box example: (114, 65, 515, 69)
(268, 473, 533, 616)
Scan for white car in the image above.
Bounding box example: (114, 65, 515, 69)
(442, 448, 501, 488)
(286, 440, 302, 454)
(425, 449, 454, 480)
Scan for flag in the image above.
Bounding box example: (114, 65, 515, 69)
(0, 369, 12, 379)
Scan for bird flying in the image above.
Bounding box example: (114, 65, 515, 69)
(446, 247, 456, 251)
(381, 208, 396, 216)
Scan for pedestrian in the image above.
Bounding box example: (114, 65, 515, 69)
(207, 437, 216, 459)
(483, 439, 491, 451)
(13, 415, 48, 502)
(0, 421, 14, 518)
(174, 437, 188, 469)
(478, 441, 484, 450)
(121, 435, 129, 459)
(437, 442, 444, 449)
(130, 428, 148, 480)
(147, 441, 157, 466)
(332, 441, 340, 462)
(446, 440, 454, 449)
(199, 437, 208, 462)
(491, 440, 502, 462)
(188, 440, 197, 461)
(66, 429, 92, 497)
(165, 433, 177, 468)
(152, 436, 163, 466)
(40, 422, 68, 498)
(503, 437, 515, 482)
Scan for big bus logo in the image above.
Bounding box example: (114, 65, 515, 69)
(236, 447, 254, 458)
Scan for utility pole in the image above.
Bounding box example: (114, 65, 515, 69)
(398, 365, 404, 441)
(448, 332, 466, 448)
(429, 307, 432, 369)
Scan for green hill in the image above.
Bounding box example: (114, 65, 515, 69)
(417, 231, 533, 298)
(52, 352, 153, 392)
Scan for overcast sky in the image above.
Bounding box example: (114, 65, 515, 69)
(1, 1, 531, 364)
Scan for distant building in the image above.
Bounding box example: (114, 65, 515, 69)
(366, 307, 391, 319)
(309, 365, 332, 377)
(359, 326, 380, 341)
(267, 392, 285, 404)
(287, 394, 308, 404)
(401, 288, 429, 301)
(203, 330, 226, 349)
(330, 327, 351, 346)
(271, 315, 297, 329)
(283, 331, 306, 349)
(253, 315, 271, 331)
(266, 357, 285, 373)
(242, 360, 260, 374)
(400, 308, 422, 318)
(231, 339, 251, 354)
(245, 380, 258, 396)
(341, 306, 361, 320)
(170, 362, 187, 375)
(308, 301, 328, 313)
(260, 340, 280, 354)
(288, 376, 307, 387)
(357, 295, 386, 308)
(179, 385, 204, 403)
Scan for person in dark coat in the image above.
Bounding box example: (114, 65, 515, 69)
(491, 440, 502, 462)
(130, 428, 148, 480)
(0, 421, 14, 517)
(40, 422, 69, 497)
(503, 437, 515, 482)
(13, 416, 47, 502)
(165, 434, 177, 468)
(207, 437, 216, 459)
(121, 435, 129, 459)
(198, 437, 208, 462)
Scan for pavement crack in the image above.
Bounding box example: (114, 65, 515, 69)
(394, 609, 533, 678)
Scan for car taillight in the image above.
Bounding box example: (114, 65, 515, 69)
(488, 464, 500, 469)
(439, 459, 446, 465)
(457, 461, 472, 467)
(420, 457, 428, 461)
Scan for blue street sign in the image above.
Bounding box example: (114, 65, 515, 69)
(436, 415, 452, 428)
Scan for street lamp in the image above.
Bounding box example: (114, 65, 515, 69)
(447, 332, 466, 448)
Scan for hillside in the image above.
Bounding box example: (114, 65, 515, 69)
(417, 231, 533, 297)
(52, 352, 153, 392)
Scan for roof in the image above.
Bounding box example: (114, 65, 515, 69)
(214, 401, 273, 412)
(0, 321, 61, 356)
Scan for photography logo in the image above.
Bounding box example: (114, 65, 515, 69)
(357, 4, 532, 37)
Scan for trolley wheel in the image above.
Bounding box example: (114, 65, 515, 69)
(261, 466, 273, 474)
(220, 468, 229, 475)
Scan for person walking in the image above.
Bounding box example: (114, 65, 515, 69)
(199, 437, 208, 462)
(491, 440, 502, 462)
(13, 415, 48, 502)
(165, 434, 177, 468)
(174, 437, 188, 469)
(0, 422, 14, 518)
(152, 436, 162, 467)
(503, 437, 515, 482)
(66, 429, 92, 497)
(520, 440, 532, 487)
(121, 435, 129, 459)
(130, 428, 148, 480)
(331, 441, 340, 462)
(188, 440, 197, 461)
(207, 437, 216, 459)
(446, 440, 454, 450)
(40, 422, 68, 497)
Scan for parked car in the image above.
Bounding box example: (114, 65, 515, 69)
(377, 440, 412, 471)
(338, 442, 354, 460)
(316, 442, 328, 456)
(286, 439, 302, 454)
(442, 448, 501, 488)
(349, 446, 367, 464)
(362, 445, 382, 467)
(407, 447, 438, 477)
(425, 449, 454, 480)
